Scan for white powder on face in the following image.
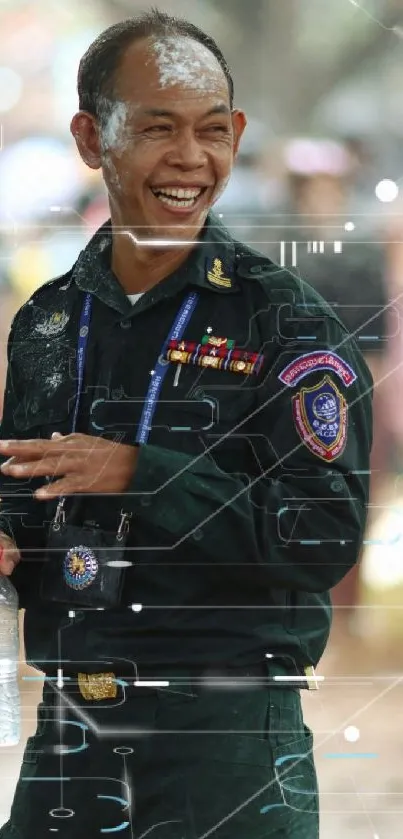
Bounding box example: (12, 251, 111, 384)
(151, 37, 225, 93)
(99, 100, 132, 193)
(102, 154, 124, 193)
(100, 100, 130, 155)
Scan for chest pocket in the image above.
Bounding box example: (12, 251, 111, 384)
(154, 364, 260, 478)
(157, 359, 258, 441)
(11, 338, 75, 432)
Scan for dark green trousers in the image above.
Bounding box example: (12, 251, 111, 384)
(0, 676, 319, 838)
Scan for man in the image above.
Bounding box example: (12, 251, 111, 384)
(0, 10, 372, 838)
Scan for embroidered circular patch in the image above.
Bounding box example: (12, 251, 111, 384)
(63, 546, 99, 590)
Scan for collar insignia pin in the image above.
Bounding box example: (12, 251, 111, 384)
(207, 258, 232, 289)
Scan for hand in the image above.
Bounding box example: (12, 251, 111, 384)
(0, 532, 21, 575)
(0, 433, 139, 500)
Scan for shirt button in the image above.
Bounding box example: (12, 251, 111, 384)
(249, 265, 262, 275)
(120, 320, 131, 329)
(330, 480, 344, 492)
(112, 388, 124, 400)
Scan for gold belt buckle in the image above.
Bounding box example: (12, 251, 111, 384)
(78, 671, 118, 701)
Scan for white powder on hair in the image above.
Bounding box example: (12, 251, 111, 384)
(151, 37, 224, 92)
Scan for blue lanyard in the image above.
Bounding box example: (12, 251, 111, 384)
(136, 291, 198, 443)
(72, 292, 92, 434)
(72, 291, 199, 444)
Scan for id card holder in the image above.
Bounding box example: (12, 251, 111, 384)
(40, 499, 132, 609)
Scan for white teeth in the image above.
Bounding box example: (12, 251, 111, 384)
(156, 193, 197, 208)
(153, 187, 202, 199)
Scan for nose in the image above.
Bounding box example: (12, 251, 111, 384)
(165, 128, 208, 170)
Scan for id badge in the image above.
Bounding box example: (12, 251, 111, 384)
(40, 503, 132, 608)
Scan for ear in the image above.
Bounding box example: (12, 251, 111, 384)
(70, 111, 102, 171)
(231, 110, 247, 159)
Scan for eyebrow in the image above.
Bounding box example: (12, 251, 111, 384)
(140, 104, 231, 119)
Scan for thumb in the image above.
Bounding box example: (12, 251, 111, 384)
(51, 432, 63, 439)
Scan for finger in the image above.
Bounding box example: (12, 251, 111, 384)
(0, 545, 20, 576)
(0, 455, 42, 471)
(2, 456, 79, 478)
(0, 546, 20, 564)
(0, 534, 19, 548)
(0, 435, 77, 458)
(0, 456, 18, 468)
(35, 479, 79, 499)
(0, 556, 17, 575)
(0, 439, 51, 456)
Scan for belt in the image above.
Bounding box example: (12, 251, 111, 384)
(72, 662, 319, 701)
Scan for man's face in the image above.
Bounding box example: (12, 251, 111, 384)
(75, 36, 246, 241)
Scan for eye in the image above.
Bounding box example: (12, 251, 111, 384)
(145, 125, 172, 134)
(203, 125, 229, 133)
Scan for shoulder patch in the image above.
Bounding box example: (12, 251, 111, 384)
(279, 351, 357, 388)
(292, 375, 347, 462)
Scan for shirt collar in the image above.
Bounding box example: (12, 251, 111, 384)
(72, 212, 240, 315)
(72, 220, 129, 314)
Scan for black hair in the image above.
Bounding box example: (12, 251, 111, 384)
(77, 7, 234, 126)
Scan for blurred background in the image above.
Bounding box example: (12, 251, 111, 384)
(0, 0, 403, 836)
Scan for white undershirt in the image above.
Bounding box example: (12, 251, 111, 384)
(127, 293, 145, 305)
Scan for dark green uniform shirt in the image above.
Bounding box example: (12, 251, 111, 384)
(0, 214, 372, 675)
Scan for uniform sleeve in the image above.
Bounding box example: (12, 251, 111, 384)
(0, 313, 47, 600)
(124, 315, 372, 593)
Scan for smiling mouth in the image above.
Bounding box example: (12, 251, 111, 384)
(151, 186, 207, 208)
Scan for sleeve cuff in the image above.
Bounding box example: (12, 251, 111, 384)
(126, 443, 191, 505)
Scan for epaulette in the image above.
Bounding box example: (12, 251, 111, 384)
(30, 266, 74, 300)
(235, 244, 275, 281)
(22, 267, 75, 307)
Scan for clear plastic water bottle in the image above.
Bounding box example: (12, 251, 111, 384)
(0, 574, 20, 746)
